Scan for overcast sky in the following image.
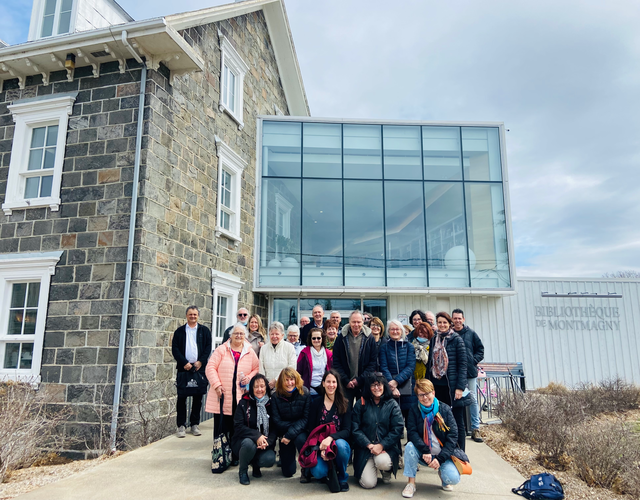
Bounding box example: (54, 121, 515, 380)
(2, 0, 639, 278)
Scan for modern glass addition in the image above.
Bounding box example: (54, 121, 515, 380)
(258, 120, 512, 290)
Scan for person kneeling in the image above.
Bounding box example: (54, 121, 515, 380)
(232, 374, 277, 485)
(402, 379, 469, 497)
(352, 373, 405, 489)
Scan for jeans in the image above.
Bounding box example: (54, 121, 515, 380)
(467, 377, 480, 430)
(309, 438, 350, 482)
(403, 442, 460, 486)
(279, 432, 308, 477)
(238, 438, 276, 474)
(176, 394, 202, 427)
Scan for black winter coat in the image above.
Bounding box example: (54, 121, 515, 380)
(271, 387, 310, 441)
(455, 325, 484, 378)
(379, 339, 417, 411)
(171, 323, 212, 372)
(306, 396, 352, 443)
(406, 401, 468, 465)
(332, 326, 378, 390)
(426, 331, 468, 396)
(351, 396, 404, 479)
(231, 394, 278, 457)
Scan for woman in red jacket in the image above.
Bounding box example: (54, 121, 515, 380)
(297, 327, 333, 397)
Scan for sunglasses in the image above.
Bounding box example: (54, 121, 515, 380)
(311, 337, 322, 341)
(238, 313, 248, 318)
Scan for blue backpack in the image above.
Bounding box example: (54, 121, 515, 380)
(512, 473, 564, 499)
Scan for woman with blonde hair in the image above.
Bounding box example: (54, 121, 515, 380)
(247, 314, 266, 356)
(270, 367, 310, 478)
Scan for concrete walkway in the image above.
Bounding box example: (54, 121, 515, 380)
(17, 419, 524, 500)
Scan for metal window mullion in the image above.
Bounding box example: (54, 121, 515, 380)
(299, 125, 304, 287)
(420, 127, 429, 288)
(341, 123, 345, 287)
(380, 125, 388, 287)
(459, 127, 472, 289)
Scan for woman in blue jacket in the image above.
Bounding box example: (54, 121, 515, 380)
(379, 319, 416, 421)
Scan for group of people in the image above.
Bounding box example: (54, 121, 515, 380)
(171, 304, 485, 495)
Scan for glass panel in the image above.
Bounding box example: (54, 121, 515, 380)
(220, 210, 230, 230)
(44, 0, 57, 15)
(221, 170, 231, 208)
(343, 124, 381, 179)
(26, 282, 41, 307)
(11, 283, 27, 308)
(8, 311, 23, 335)
(303, 123, 342, 178)
(20, 343, 34, 370)
(272, 298, 298, 328)
(259, 178, 301, 286)
(344, 180, 385, 286)
(216, 296, 228, 337)
(228, 70, 236, 112)
(262, 121, 301, 177)
(23, 311, 38, 335)
(58, 0, 72, 34)
(28, 149, 43, 171)
(462, 127, 502, 181)
(61, 0, 73, 10)
(43, 148, 56, 169)
(40, 176, 53, 197)
(302, 179, 343, 286)
(383, 125, 422, 180)
(3, 344, 20, 369)
(465, 183, 510, 288)
(222, 67, 229, 105)
(41, 15, 54, 37)
(31, 127, 46, 148)
(384, 181, 427, 287)
(24, 177, 40, 199)
(46, 125, 58, 146)
(423, 126, 462, 181)
(425, 182, 469, 287)
(363, 299, 387, 326)
(299, 298, 361, 327)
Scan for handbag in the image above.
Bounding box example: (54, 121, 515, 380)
(451, 455, 472, 475)
(176, 368, 208, 396)
(327, 459, 341, 493)
(211, 396, 233, 474)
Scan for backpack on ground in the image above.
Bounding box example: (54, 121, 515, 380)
(512, 473, 564, 499)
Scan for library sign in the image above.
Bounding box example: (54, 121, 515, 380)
(534, 305, 621, 332)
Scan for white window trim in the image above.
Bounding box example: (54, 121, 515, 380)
(214, 136, 247, 246)
(218, 33, 248, 130)
(275, 193, 292, 239)
(211, 270, 244, 346)
(0, 251, 62, 382)
(3, 94, 76, 215)
(29, 0, 77, 41)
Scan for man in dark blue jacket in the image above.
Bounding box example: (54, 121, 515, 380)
(452, 308, 484, 442)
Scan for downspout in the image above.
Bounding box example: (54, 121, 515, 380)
(109, 41, 146, 451)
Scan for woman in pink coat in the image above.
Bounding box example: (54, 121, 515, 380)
(206, 323, 260, 445)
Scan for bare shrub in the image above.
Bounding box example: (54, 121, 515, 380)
(573, 378, 640, 416)
(536, 382, 570, 396)
(569, 417, 640, 494)
(0, 382, 71, 482)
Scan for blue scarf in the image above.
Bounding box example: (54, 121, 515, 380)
(419, 398, 439, 449)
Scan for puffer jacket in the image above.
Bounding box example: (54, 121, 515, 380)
(455, 325, 484, 378)
(425, 330, 468, 396)
(271, 387, 310, 441)
(332, 324, 378, 389)
(259, 339, 297, 382)
(379, 339, 416, 410)
(205, 340, 259, 415)
(405, 400, 469, 465)
(351, 396, 405, 479)
(231, 394, 278, 457)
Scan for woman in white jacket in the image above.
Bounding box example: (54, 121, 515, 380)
(259, 321, 297, 389)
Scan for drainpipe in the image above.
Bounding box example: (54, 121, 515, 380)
(109, 48, 146, 451)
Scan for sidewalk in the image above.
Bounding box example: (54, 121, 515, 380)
(17, 419, 523, 500)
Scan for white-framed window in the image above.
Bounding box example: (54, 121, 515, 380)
(218, 34, 248, 129)
(214, 136, 247, 245)
(3, 94, 76, 215)
(211, 270, 244, 346)
(0, 251, 62, 381)
(37, 0, 75, 38)
(275, 193, 292, 238)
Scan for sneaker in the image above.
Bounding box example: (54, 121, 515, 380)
(252, 467, 262, 478)
(402, 483, 416, 498)
(239, 471, 250, 485)
(190, 425, 201, 436)
(472, 429, 484, 443)
(381, 471, 392, 484)
(176, 426, 186, 438)
(340, 482, 349, 492)
(441, 484, 454, 492)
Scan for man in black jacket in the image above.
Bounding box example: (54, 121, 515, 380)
(452, 308, 485, 442)
(300, 304, 325, 345)
(171, 306, 212, 438)
(332, 310, 378, 404)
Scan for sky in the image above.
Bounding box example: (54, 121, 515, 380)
(2, 0, 640, 278)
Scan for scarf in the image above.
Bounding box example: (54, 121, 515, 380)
(326, 338, 335, 351)
(431, 329, 451, 379)
(254, 395, 269, 436)
(311, 346, 327, 366)
(412, 338, 429, 365)
(420, 398, 449, 449)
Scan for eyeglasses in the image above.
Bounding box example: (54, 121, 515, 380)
(416, 393, 433, 400)
(232, 332, 245, 337)
(238, 313, 248, 318)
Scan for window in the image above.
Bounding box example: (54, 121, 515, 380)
(214, 137, 247, 245)
(218, 35, 248, 128)
(40, 0, 74, 38)
(211, 270, 243, 345)
(3, 94, 76, 215)
(0, 251, 62, 381)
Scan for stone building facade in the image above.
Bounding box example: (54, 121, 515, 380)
(0, 0, 307, 456)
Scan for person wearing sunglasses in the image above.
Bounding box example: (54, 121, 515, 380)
(222, 308, 251, 343)
(297, 327, 333, 397)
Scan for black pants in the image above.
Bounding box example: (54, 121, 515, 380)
(213, 413, 235, 440)
(433, 383, 466, 452)
(279, 432, 308, 477)
(176, 393, 203, 427)
(238, 438, 276, 474)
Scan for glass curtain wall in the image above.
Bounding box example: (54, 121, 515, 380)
(259, 120, 511, 289)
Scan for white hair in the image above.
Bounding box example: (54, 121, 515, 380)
(232, 323, 247, 335)
(268, 321, 285, 335)
(387, 319, 406, 340)
(287, 324, 300, 334)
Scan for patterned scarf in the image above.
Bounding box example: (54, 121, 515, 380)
(255, 395, 269, 436)
(431, 329, 451, 379)
(326, 338, 335, 351)
(420, 398, 449, 449)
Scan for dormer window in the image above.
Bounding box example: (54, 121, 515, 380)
(40, 0, 74, 37)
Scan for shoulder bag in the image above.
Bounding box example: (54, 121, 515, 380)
(211, 396, 233, 474)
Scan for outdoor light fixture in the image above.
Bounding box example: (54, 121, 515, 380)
(65, 53, 76, 70)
